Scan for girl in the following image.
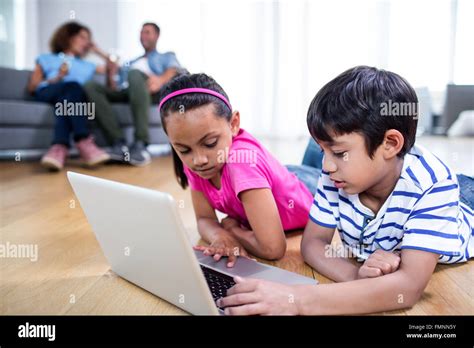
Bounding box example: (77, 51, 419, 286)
(28, 21, 111, 170)
(158, 73, 321, 266)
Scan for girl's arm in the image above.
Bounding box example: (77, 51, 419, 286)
(219, 249, 439, 315)
(191, 189, 227, 243)
(190, 189, 248, 267)
(227, 188, 286, 260)
(301, 219, 361, 282)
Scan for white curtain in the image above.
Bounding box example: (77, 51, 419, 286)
(114, 0, 473, 139)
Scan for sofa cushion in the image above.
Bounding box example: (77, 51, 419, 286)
(0, 67, 34, 101)
(0, 100, 55, 126)
(0, 100, 162, 127)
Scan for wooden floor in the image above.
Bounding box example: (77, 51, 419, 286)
(1, 156, 473, 315)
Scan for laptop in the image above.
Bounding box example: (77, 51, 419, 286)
(67, 171, 317, 315)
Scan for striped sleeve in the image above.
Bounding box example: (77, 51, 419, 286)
(401, 178, 463, 256)
(309, 172, 337, 229)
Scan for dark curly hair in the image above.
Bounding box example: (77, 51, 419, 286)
(49, 21, 90, 54)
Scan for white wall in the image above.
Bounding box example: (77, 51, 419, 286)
(5, 0, 473, 138)
(12, 0, 119, 69)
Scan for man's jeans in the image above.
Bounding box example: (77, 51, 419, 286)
(84, 70, 159, 145)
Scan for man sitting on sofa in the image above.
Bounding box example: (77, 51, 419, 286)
(84, 22, 182, 166)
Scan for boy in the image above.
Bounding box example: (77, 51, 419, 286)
(217, 66, 474, 315)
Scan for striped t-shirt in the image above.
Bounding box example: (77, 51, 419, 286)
(309, 144, 474, 264)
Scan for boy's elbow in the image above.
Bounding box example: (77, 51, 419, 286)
(403, 285, 425, 309)
(300, 233, 324, 264)
(394, 274, 426, 309)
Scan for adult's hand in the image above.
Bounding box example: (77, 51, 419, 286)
(147, 74, 165, 93)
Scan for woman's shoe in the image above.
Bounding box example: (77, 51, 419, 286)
(41, 144, 69, 171)
(76, 136, 110, 166)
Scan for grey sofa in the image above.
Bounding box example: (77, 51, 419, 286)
(441, 84, 474, 132)
(0, 66, 169, 159)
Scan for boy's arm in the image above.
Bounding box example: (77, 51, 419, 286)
(301, 219, 360, 282)
(297, 249, 439, 314)
(219, 248, 439, 315)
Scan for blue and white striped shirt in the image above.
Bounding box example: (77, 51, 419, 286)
(309, 144, 473, 264)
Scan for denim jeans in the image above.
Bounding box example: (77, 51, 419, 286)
(286, 139, 323, 195)
(288, 138, 474, 210)
(35, 81, 89, 147)
(458, 174, 474, 209)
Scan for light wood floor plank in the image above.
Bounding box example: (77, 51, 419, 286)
(1, 158, 472, 315)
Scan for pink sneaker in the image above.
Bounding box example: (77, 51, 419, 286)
(76, 136, 110, 166)
(41, 144, 68, 171)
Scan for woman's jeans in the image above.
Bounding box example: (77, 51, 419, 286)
(35, 81, 90, 147)
(287, 138, 474, 210)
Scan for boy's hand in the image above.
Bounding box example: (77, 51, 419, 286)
(193, 234, 249, 268)
(217, 276, 301, 315)
(357, 249, 400, 279)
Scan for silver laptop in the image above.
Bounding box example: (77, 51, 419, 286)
(67, 171, 317, 315)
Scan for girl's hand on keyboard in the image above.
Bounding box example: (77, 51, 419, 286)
(194, 235, 249, 268)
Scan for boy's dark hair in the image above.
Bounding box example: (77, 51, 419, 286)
(50, 21, 90, 54)
(158, 73, 232, 189)
(143, 22, 160, 35)
(307, 65, 418, 158)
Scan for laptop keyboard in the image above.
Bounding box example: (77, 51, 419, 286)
(200, 265, 236, 304)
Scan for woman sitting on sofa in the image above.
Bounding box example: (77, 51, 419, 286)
(28, 21, 111, 170)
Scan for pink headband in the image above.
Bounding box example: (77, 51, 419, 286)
(158, 88, 232, 112)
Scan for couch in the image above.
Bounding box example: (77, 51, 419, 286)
(0, 66, 169, 159)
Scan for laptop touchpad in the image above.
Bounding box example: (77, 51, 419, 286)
(195, 250, 270, 277)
